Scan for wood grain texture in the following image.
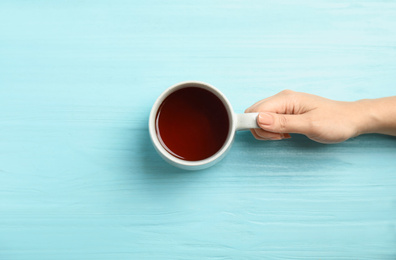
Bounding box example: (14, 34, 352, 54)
(1, 0, 396, 259)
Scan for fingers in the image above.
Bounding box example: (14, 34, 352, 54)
(257, 112, 310, 135)
(250, 129, 291, 140)
(246, 90, 311, 140)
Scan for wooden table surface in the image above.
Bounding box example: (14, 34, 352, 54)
(1, 0, 396, 259)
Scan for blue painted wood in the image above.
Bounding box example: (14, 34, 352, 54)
(1, 0, 396, 259)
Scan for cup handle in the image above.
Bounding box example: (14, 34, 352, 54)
(235, 113, 260, 131)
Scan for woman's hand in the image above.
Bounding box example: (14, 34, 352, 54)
(245, 90, 395, 144)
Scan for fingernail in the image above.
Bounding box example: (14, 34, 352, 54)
(258, 113, 273, 126)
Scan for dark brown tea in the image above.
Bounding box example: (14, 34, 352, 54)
(155, 87, 230, 161)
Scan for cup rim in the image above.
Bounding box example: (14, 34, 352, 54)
(148, 81, 236, 168)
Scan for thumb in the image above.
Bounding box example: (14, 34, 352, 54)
(257, 112, 309, 134)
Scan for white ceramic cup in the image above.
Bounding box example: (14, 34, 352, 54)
(149, 81, 259, 170)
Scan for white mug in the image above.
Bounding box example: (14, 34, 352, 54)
(149, 81, 259, 170)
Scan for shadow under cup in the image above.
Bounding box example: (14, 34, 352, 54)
(155, 86, 232, 161)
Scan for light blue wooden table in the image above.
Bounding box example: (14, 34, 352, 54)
(1, 1, 396, 259)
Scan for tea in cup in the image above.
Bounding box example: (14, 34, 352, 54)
(149, 81, 258, 170)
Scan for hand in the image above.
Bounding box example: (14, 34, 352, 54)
(245, 90, 367, 143)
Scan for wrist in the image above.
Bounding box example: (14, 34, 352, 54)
(353, 99, 379, 135)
